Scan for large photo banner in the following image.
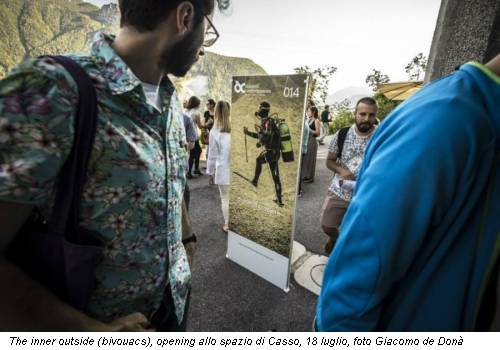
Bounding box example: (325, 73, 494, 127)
(227, 74, 309, 290)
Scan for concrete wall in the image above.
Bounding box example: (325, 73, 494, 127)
(425, 0, 500, 82)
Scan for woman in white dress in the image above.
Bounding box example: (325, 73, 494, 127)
(206, 101, 231, 233)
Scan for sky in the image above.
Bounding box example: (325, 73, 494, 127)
(86, 0, 441, 96)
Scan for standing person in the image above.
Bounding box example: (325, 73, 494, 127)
(318, 105, 331, 145)
(297, 115, 311, 197)
(206, 101, 231, 233)
(181, 112, 198, 273)
(317, 56, 500, 331)
(320, 97, 377, 254)
(183, 113, 197, 208)
(201, 98, 216, 162)
(0, 0, 226, 331)
(186, 96, 203, 178)
(203, 99, 216, 132)
(301, 106, 321, 183)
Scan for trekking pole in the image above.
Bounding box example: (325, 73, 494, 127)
(244, 131, 248, 163)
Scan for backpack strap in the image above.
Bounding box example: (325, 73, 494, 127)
(44, 56, 98, 241)
(336, 126, 350, 159)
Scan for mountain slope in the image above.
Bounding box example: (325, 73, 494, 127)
(0, 0, 118, 77)
(174, 52, 267, 102)
(0, 0, 266, 100)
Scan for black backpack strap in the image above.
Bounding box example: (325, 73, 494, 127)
(44, 56, 98, 240)
(336, 126, 350, 159)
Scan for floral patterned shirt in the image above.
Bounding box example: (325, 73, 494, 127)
(0, 33, 190, 323)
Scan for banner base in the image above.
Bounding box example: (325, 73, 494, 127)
(226, 231, 290, 291)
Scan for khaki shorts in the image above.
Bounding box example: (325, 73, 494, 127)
(320, 191, 350, 231)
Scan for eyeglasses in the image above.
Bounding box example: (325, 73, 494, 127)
(203, 15, 219, 47)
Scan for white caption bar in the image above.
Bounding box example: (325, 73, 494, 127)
(3, 332, 499, 350)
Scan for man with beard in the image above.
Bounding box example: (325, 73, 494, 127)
(0, 0, 227, 331)
(320, 97, 377, 254)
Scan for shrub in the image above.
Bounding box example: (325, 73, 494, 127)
(329, 110, 354, 135)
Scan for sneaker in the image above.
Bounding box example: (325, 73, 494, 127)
(186, 173, 194, 179)
(194, 169, 203, 176)
(251, 179, 258, 188)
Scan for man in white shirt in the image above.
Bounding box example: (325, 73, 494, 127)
(320, 97, 378, 254)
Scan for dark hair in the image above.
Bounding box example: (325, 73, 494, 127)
(260, 101, 271, 109)
(186, 96, 201, 109)
(309, 106, 319, 119)
(257, 101, 270, 118)
(118, 0, 215, 32)
(207, 98, 216, 106)
(355, 97, 377, 110)
(324, 105, 329, 110)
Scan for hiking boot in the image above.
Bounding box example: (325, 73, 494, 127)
(273, 199, 284, 207)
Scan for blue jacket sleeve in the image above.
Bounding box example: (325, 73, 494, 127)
(316, 87, 493, 331)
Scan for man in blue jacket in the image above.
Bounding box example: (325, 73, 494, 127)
(316, 54, 500, 331)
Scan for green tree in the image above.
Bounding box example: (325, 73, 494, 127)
(331, 98, 351, 114)
(329, 98, 353, 135)
(374, 92, 400, 121)
(365, 69, 399, 121)
(365, 68, 390, 91)
(405, 53, 427, 81)
(330, 110, 354, 135)
(294, 65, 337, 105)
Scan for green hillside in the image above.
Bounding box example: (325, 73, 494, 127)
(174, 52, 267, 102)
(0, 0, 117, 77)
(0, 0, 267, 99)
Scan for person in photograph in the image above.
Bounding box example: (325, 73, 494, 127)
(0, 0, 228, 331)
(244, 102, 284, 207)
(207, 101, 231, 233)
(317, 55, 500, 331)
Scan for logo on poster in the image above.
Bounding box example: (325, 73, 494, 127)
(234, 81, 246, 94)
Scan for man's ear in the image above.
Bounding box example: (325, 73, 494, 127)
(175, 1, 195, 35)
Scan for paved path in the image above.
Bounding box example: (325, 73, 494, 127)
(186, 137, 500, 331)
(186, 139, 333, 331)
